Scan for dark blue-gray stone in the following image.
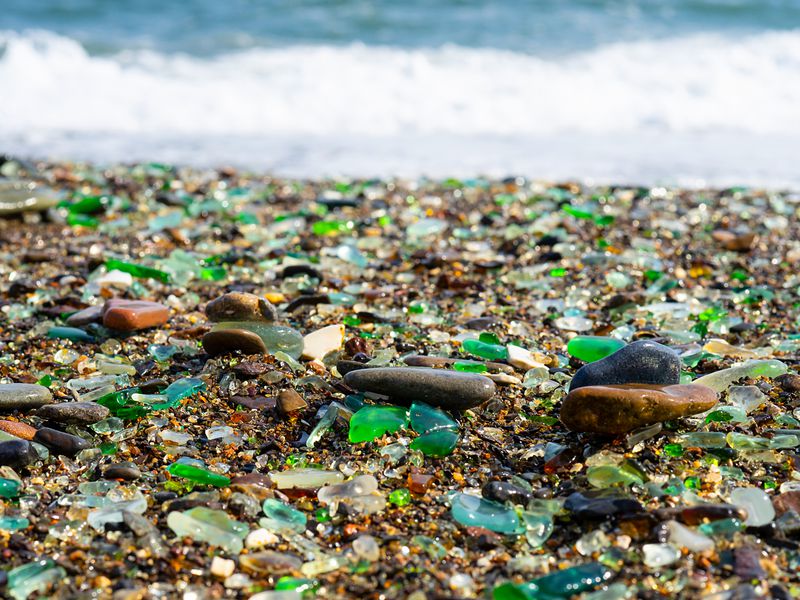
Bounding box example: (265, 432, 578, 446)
(343, 366, 495, 410)
(33, 427, 91, 456)
(0, 440, 38, 467)
(569, 340, 680, 391)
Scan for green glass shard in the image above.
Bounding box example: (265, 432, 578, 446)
(348, 405, 409, 443)
(566, 336, 625, 363)
(410, 428, 459, 457)
(462, 339, 508, 360)
(167, 462, 230, 487)
(47, 326, 96, 343)
(105, 258, 171, 283)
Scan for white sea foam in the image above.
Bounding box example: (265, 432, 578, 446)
(1, 29, 799, 185)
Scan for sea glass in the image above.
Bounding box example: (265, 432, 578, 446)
(463, 339, 508, 360)
(209, 321, 305, 358)
(566, 336, 625, 363)
(493, 562, 614, 599)
(450, 493, 523, 535)
(693, 360, 788, 392)
(261, 499, 308, 533)
(167, 507, 248, 553)
(6, 559, 66, 600)
(348, 405, 409, 443)
(167, 461, 230, 487)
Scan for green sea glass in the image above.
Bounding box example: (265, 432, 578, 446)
(677, 432, 727, 448)
(389, 488, 411, 506)
(410, 429, 459, 457)
(47, 326, 95, 343)
(348, 405, 409, 443)
(463, 339, 508, 360)
(166, 506, 248, 553)
(566, 336, 625, 363)
(210, 321, 305, 359)
(261, 499, 307, 533)
(450, 492, 524, 535)
(410, 402, 458, 434)
(106, 258, 171, 283)
(0, 477, 21, 498)
(453, 361, 488, 373)
(0, 516, 29, 531)
(493, 562, 615, 600)
(586, 465, 644, 488)
(167, 462, 230, 487)
(6, 559, 66, 600)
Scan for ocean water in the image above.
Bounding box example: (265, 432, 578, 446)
(2, 0, 800, 186)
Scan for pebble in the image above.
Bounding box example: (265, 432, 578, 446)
(0, 383, 53, 412)
(665, 520, 714, 552)
(210, 556, 236, 578)
(560, 383, 717, 434)
(775, 373, 800, 393)
(102, 462, 143, 481)
(65, 305, 104, 327)
(564, 492, 643, 520)
(36, 402, 110, 425)
(230, 395, 277, 411)
(277, 389, 307, 414)
(0, 440, 39, 467)
(482, 481, 533, 507)
(712, 229, 756, 252)
(203, 327, 268, 356)
(569, 340, 681, 391)
(301, 324, 345, 361)
(0, 420, 37, 441)
(33, 427, 92, 456)
(102, 299, 169, 332)
(343, 367, 496, 410)
(245, 528, 279, 549)
(205, 292, 277, 323)
(202, 322, 304, 358)
(0, 180, 59, 215)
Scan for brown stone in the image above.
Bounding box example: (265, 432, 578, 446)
(775, 373, 800, 393)
(205, 292, 277, 323)
(102, 299, 169, 331)
(202, 329, 267, 356)
(0, 419, 37, 441)
(277, 389, 307, 414)
(230, 472, 275, 501)
(230, 395, 276, 411)
(712, 229, 756, 252)
(773, 491, 800, 517)
(560, 383, 718, 434)
(233, 361, 271, 378)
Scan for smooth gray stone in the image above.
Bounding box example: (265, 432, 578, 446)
(33, 427, 92, 456)
(343, 366, 495, 410)
(0, 180, 59, 216)
(36, 401, 110, 424)
(103, 462, 142, 481)
(66, 305, 104, 327)
(0, 383, 53, 411)
(569, 340, 680, 391)
(0, 439, 38, 467)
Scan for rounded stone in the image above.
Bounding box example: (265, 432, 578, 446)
(205, 292, 277, 323)
(33, 427, 92, 456)
(569, 340, 681, 391)
(343, 367, 496, 410)
(202, 328, 268, 356)
(0, 439, 39, 467)
(560, 383, 718, 434)
(102, 299, 169, 332)
(482, 481, 533, 507)
(0, 419, 37, 441)
(0, 180, 59, 216)
(66, 305, 104, 327)
(0, 383, 53, 412)
(36, 402, 110, 425)
(102, 462, 143, 481)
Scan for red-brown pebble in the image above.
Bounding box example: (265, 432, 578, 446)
(102, 299, 169, 331)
